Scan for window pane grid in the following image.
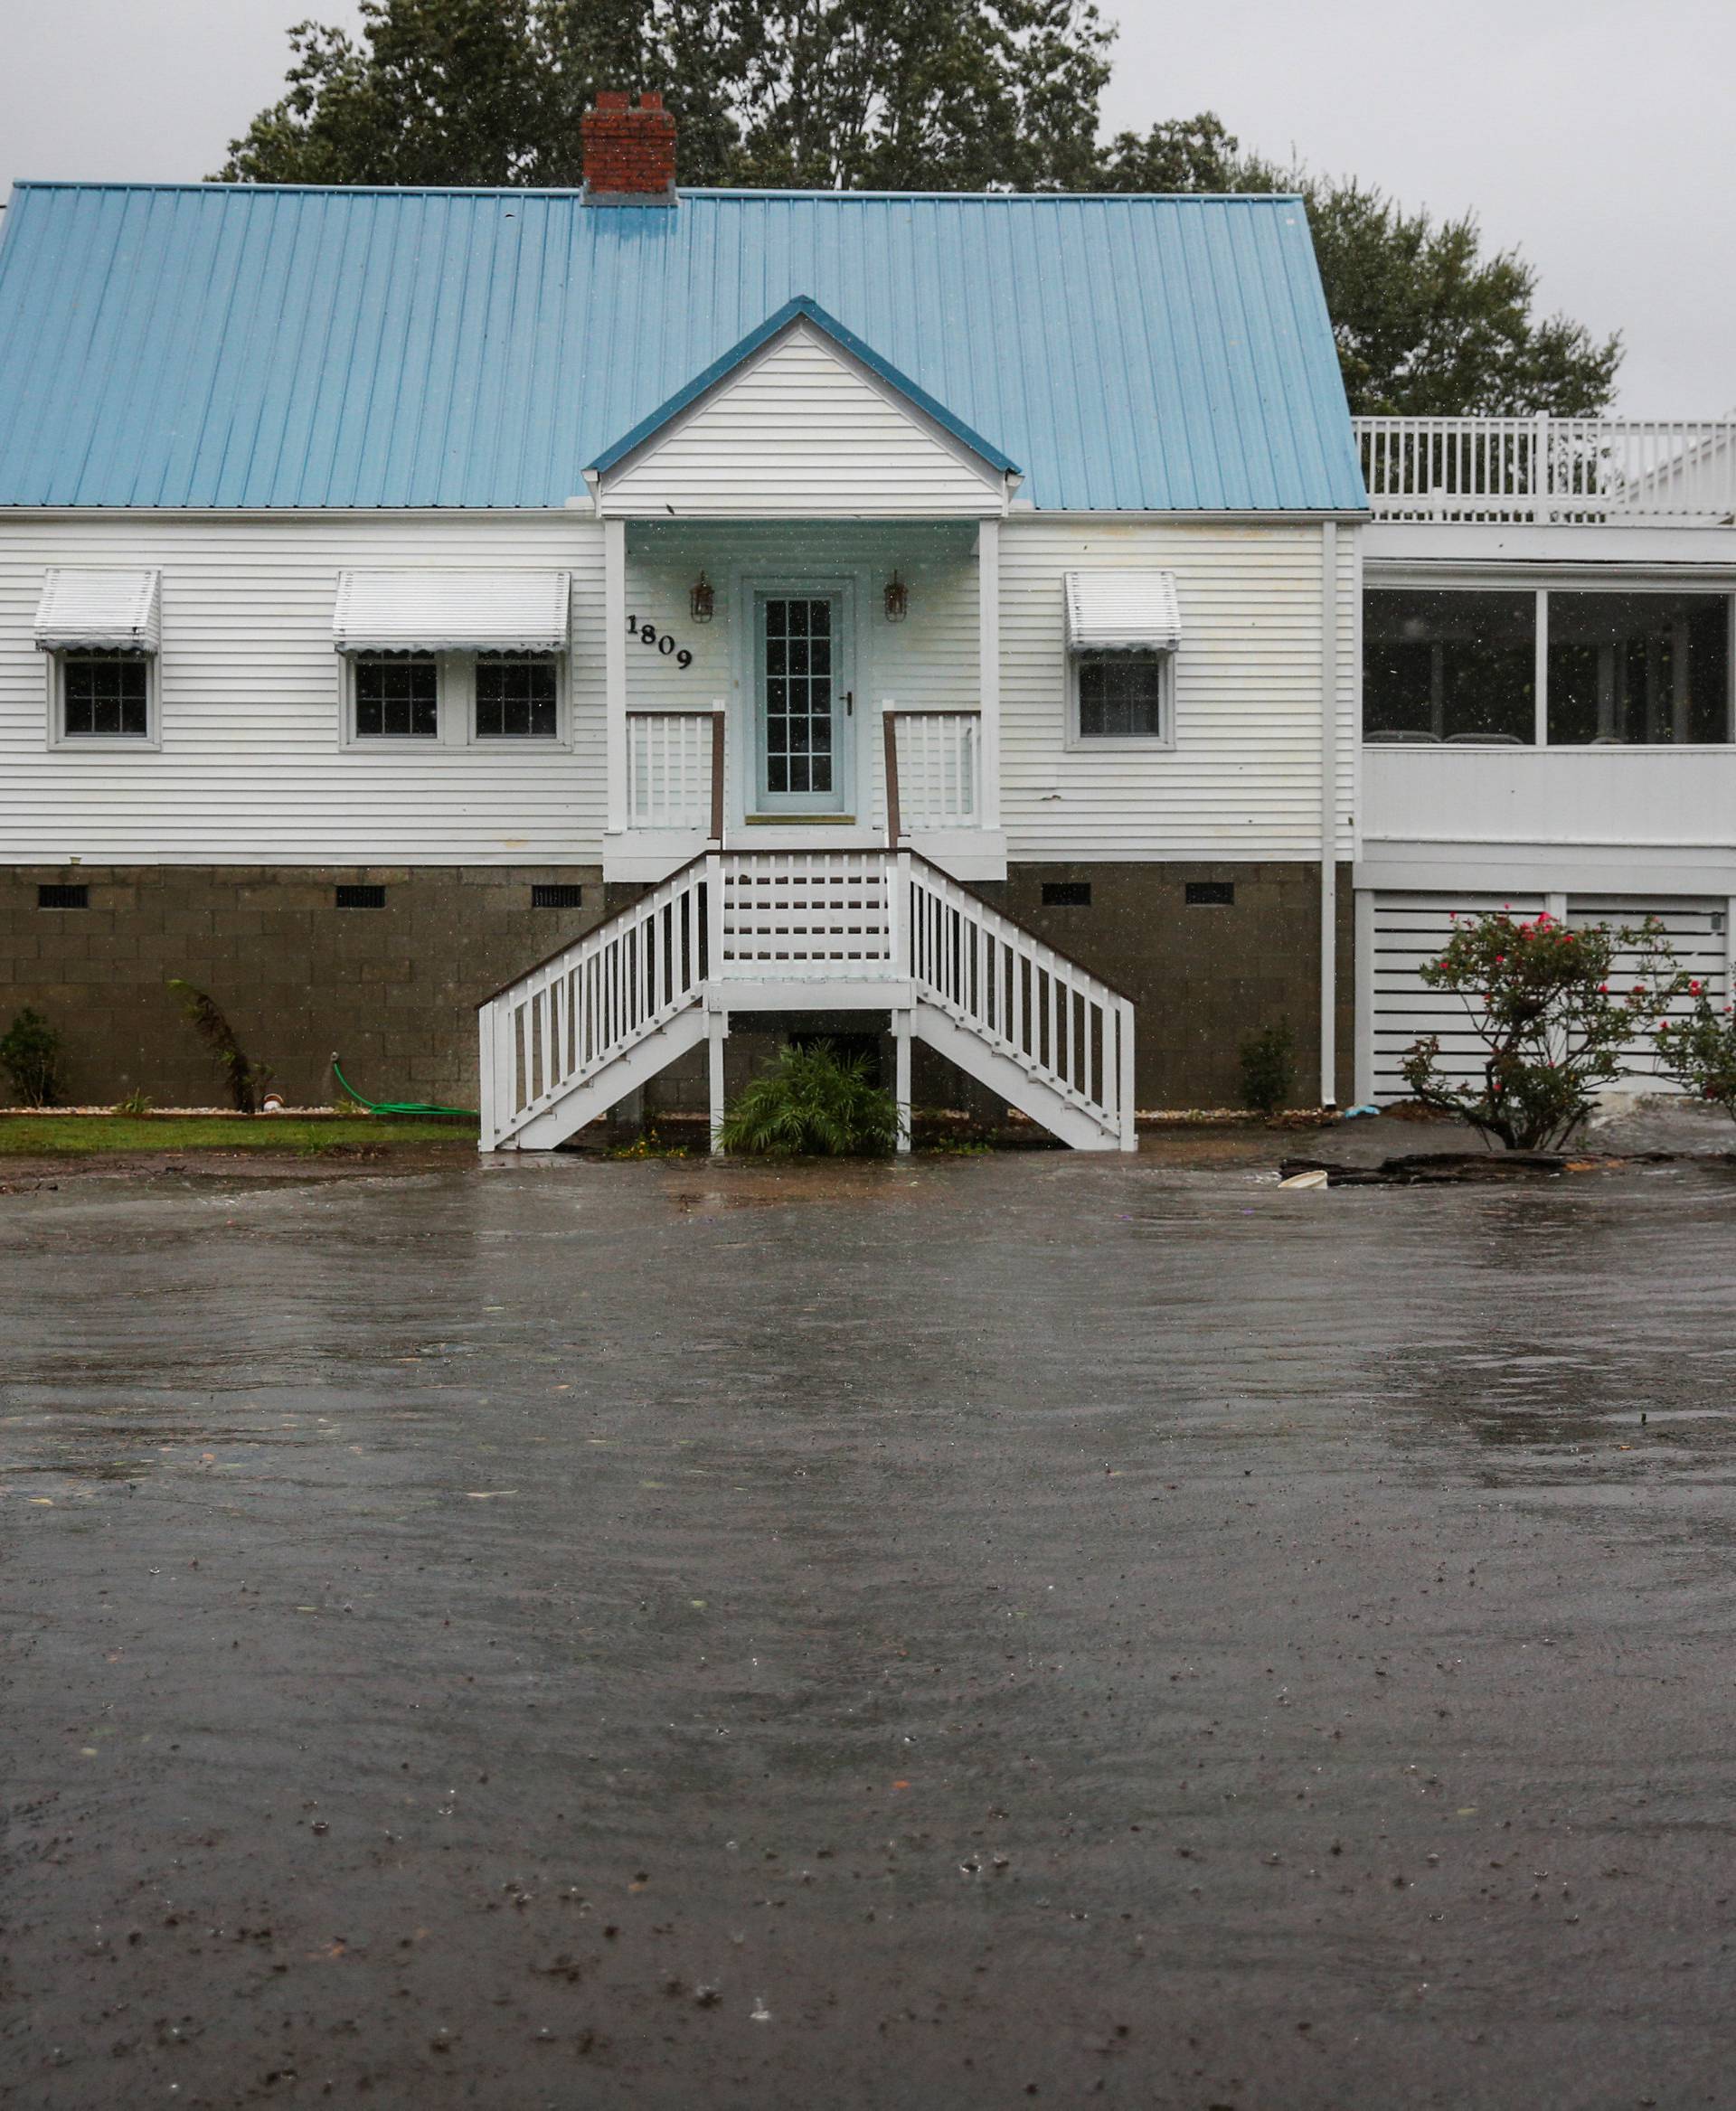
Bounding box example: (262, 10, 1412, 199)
(476, 655, 558, 740)
(763, 597, 833, 796)
(1078, 654, 1165, 740)
(62, 652, 149, 738)
(354, 655, 438, 740)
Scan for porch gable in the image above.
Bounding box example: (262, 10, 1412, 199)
(590, 300, 1015, 521)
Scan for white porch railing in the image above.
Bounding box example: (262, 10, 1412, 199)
(716, 850, 896, 978)
(476, 856, 708, 1149)
(907, 854, 1136, 1149)
(883, 707, 981, 834)
(1355, 415, 1736, 523)
(627, 708, 724, 834)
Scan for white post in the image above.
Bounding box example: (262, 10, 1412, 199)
(1318, 520, 1339, 1110)
(893, 1009, 912, 1154)
(605, 516, 627, 837)
(708, 1006, 728, 1154)
(1353, 889, 1375, 1107)
(476, 1002, 496, 1152)
(976, 517, 1001, 834)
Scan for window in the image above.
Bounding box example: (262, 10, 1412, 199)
(476, 655, 559, 740)
(354, 655, 439, 740)
(38, 882, 89, 909)
(1363, 590, 1535, 743)
(1547, 593, 1730, 745)
(1074, 653, 1170, 743)
(59, 651, 153, 740)
(335, 884, 386, 909)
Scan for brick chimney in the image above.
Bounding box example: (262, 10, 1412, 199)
(581, 90, 677, 205)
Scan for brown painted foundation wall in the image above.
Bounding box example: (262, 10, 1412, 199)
(0, 866, 603, 1108)
(1, 861, 1353, 1114)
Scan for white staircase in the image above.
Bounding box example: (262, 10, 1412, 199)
(477, 850, 1137, 1153)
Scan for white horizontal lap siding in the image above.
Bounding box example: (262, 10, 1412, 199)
(604, 328, 1003, 519)
(624, 523, 978, 830)
(0, 516, 606, 864)
(1370, 891, 1727, 1100)
(1001, 519, 1339, 860)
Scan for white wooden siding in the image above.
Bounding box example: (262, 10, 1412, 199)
(999, 519, 1356, 861)
(601, 325, 1005, 519)
(0, 516, 606, 864)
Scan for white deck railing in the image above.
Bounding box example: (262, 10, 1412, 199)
(627, 708, 724, 834)
(884, 708, 981, 833)
(1355, 415, 1736, 523)
(907, 855, 1136, 1149)
(476, 856, 708, 1149)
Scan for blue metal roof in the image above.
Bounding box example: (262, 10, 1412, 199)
(0, 183, 1366, 513)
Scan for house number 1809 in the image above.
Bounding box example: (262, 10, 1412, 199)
(626, 615, 693, 670)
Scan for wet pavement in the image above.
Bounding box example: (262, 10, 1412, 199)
(3, 1138, 1734, 2107)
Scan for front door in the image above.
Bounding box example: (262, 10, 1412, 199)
(753, 588, 853, 815)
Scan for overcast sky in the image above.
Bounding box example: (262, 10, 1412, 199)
(1, 0, 1729, 415)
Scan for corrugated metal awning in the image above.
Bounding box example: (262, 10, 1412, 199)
(333, 571, 571, 653)
(1064, 570, 1182, 653)
(34, 568, 162, 651)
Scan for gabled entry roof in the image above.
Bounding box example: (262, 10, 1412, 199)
(588, 296, 1018, 479)
(0, 184, 1366, 513)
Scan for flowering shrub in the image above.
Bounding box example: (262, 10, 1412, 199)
(1399, 908, 1683, 1150)
(1654, 991, 1736, 1117)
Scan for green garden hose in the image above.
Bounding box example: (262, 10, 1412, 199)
(331, 1055, 476, 1120)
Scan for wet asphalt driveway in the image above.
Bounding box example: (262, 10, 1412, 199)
(2, 1146, 1733, 2108)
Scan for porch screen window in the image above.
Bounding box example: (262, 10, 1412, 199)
(476, 656, 559, 740)
(1363, 589, 1536, 743)
(354, 656, 439, 740)
(1547, 592, 1730, 745)
(764, 598, 833, 796)
(61, 654, 151, 739)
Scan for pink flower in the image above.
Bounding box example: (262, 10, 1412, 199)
(1691, 980, 1703, 994)
(1599, 983, 1609, 994)
(1632, 985, 1645, 996)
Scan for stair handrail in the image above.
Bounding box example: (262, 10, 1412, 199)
(478, 853, 711, 1148)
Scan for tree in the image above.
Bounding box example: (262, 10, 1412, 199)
(1398, 908, 1682, 1151)
(213, 0, 1114, 193)
(1231, 159, 1621, 416)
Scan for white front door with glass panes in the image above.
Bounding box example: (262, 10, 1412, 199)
(753, 589, 853, 814)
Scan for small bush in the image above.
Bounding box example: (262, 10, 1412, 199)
(167, 979, 273, 1113)
(1400, 907, 1683, 1150)
(112, 1088, 155, 1117)
(718, 1041, 901, 1157)
(1654, 990, 1736, 1117)
(1, 1008, 64, 1107)
(1239, 1022, 1296, 1117)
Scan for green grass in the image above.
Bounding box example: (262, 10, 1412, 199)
(0, 1115, 476, 1156)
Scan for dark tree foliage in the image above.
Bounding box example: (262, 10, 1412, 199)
(215, 0, 1622, 414)
(214, 0, 1113, 193)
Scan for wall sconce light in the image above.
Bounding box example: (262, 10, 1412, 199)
(690, 571, 715, 624)
(882, 570, 909, 623)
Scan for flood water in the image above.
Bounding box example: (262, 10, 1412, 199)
(3, 1151, 1733, 2106)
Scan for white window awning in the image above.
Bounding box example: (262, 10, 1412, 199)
(1064, 570, 1182, 653)
(333, 570, 571, 654)
(34, 568, 162, 652)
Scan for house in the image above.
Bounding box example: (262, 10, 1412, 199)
(1354, 413, 1736, 1100)
(0, 93, 1365, 1148)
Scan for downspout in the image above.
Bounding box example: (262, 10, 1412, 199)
(1319, 521, 1339, 1109)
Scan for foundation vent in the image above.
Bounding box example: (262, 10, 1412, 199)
(1042, 881, 1092, 907)
(532, 883, 585, 909)
(1185, 881, 1235, 907)
(38, 882, 89, 909)
(335, 883, 387, 910)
